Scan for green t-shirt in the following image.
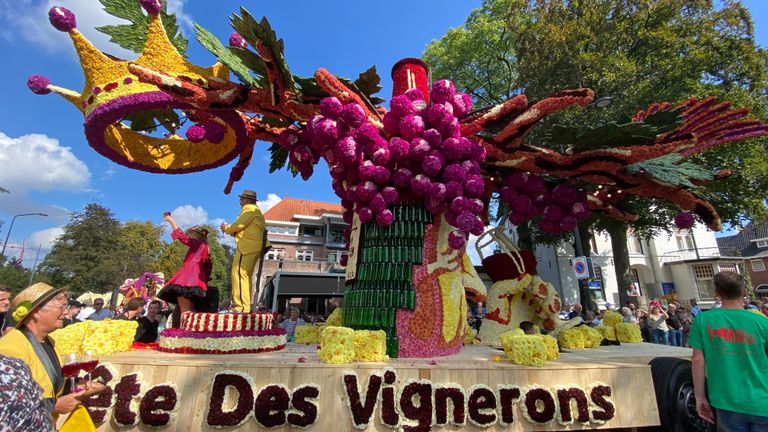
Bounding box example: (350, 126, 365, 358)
(688, 308, 768, 416)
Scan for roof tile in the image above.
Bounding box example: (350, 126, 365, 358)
(264, 197, 344, 222)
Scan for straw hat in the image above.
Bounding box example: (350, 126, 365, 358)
(238, 189, 257, 200)
(11, 282, 66, 329)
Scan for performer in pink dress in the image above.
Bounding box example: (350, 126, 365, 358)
(159, 213, 212, 322)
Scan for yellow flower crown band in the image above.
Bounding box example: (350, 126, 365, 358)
(12, 301, 33, 323)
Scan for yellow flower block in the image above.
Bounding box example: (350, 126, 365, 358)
(500, 333, 547, 367)
(579, 325, 604, 348)
(597, 325, 617, 341)
(559, 328, 585, 349)
(50, 320, 137, 356)
(325, 308, 343, 327)
(319, 326, 355, 364)
(463, 326, 478, 345)
(353, 330, 388, 362)
(602, 310, 623, 327)
(616, 323, 643, 343)
(540, 335, 560, 360)
(295, 325, 322, 345)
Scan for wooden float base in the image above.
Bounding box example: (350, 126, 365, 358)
(88, 343, 692, 431)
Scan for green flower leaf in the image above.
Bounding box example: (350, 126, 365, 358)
(627, 154, 714, 188)
(96, 0, 187, 55)
(194, 23, 259, 87)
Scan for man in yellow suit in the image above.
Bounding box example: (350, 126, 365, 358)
(221, 189, 271, 313)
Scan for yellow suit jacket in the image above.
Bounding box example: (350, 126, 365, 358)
(224, 203, 271, 255)
(0, 328, 61, 398)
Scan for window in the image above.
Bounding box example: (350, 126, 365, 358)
(676, 234, 695, 251)
(267, 225, 297, 235)
(693, 264, 716, 299)
(756, 240, 768, 248)
(630, 268, 643, 296)
(718, 263, 738, 273)
(328, 226, 345, 244)
(328, 251, 348, 263)
(592, 264, 603, 281)
(296, 250, 314, 261)
(300, 225, 323, 237)
(590, 236, 599, 254)
(266, 249, 284, 261)
(628, 236, 643, 254)
(751, 259, 766, 272)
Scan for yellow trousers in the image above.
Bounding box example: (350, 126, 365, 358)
(231, 249, 260, 313)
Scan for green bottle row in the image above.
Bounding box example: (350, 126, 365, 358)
(345, 285, 415, 309)
(343, 306, 398, 329)
(356, 262, 414, 282)
(364, 220, 427, 242)
(359, 245, 423, 264)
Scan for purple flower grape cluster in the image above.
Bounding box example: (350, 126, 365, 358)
(499, 171, 590, 234)
(279, 79, 486, 250)
(673, 211, 696, 229)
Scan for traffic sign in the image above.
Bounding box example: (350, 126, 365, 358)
(572, 257, 589, 279)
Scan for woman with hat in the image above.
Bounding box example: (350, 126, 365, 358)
(0, 283, 89, 423)
(158, 212, 212, 325)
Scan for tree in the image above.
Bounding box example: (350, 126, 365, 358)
(39, 203, 124, 296)
(117, 220, 165, 277)
(424, 0, 768, 306)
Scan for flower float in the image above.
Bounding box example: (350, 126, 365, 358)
(50, 319, 138, 356)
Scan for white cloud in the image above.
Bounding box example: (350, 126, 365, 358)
(6, 0, 191, 56)
(258, 194, 281, 213)
(29, 226, 64, 250)
(0, 132, 90, 192)
(171, 205, 207, 227)
(101, 164, 116, 180)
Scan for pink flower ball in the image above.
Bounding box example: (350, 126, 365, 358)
(373, 148, 391, 166)
(423, 128, 443, 148)
(457, 211, 476, 232)
(390, 95, 413, 117)
(340, 103, 366, 128)
(185, 125, 206, 143)
(500, 187, 518, 203)
(551, 182, 578, 206)
(320, 97, 344, 119)
(341, 198, 353, 209)
(448, 231, 467, 250)
(329, 163, 346, 180)
(355, 122, 379, 145)
(429, 182, 447, 201)
(464, 176, 485, 198)
(508, 213, 527, 226)
(339, 255, 349, 266)
(369, 194, 387, 213)
(381, 186, 398, 204)
(523, 175, 547, 197)
(334, 136, 358, 165)
(358, 160, 375, 180)
(356, 181, 378, 203)
(48, 6, 77, 32)
(140, 0, 163, 15)
(343, 209, 354, 224)
(539, 220, 559, 234)
(506, 171, 529, 189)
(467, 198, 484, 214)
(440, 138, 462, 161)
(409, 138, 431, 161)
(445, 181, 463, 200)
(430, 79, 456, 104)
(512, 194, 534, 215)
(291, 145, 312, 163)
(357, 207, 374, 224)
(425, 197, 447, 215)
(382, 112, 400, 136)
(470, 218, 485, 236)
(392, 168, 413, 187)
(559, 215, 578, 231)
(203, 120, 226, 143)
(422, 154, 443, 177)
(376, 209, 394, 226)
(27, 75, 52, 95)
(450, 196, 466, 214)
(399, 114, 425, 141)
(410, 174, 432, 196)
(452, 93, 473, 118)
(441, 163, 465, 183)
(571, 202, 591, 219)
(542, 204, 564, 222)
(445, 210, 459, 227)
(674, 212, 696, 229)
(462, 159, 481, 175)
(314, 118, 339, 145)
(228, 32, 247, 48)
(405, 88, 424, 101)
(389, 137, 410, 161)
(343, 226, 352, 240)
(372, 166, 390, 185)
(346, 184, 357, 202)
(533, 193, 550, 211)
(427, 103, 453, 128)
(438, 118, 461, 140)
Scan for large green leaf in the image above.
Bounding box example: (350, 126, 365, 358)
(96, 0, 187, 55)
(354, 66, 385, 105)
(294, 76, 329, 103)
(627, 154, 714, 188)
(230, 8, 296, 94)
(194, 23, 258, 87)
(267, 143, 289, 173)
(124, 109, 180, 134)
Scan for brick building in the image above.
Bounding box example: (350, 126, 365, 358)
(717, 221, 768, 298)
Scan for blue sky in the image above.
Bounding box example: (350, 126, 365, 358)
(0, 0, 765, 267)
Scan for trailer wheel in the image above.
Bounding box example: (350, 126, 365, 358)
(647, 357, 714, 432)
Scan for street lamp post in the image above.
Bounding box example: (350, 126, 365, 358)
(1, 213, 48, 258)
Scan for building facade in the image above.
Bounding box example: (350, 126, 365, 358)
(716, 221, 768, 298)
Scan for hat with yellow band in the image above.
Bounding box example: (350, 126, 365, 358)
(11, 283, 67, 329)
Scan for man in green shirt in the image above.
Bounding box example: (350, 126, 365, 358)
(689, 271, 768, 430)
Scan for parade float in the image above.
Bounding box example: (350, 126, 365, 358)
(28, 1, 768, 430)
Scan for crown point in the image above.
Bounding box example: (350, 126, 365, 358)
(140, 0, 163, 15)
(186, 125, 206, 143)
(228, 32, 247, 48)
(27, 75, 52, 95)
(48, 6, 77, 32)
